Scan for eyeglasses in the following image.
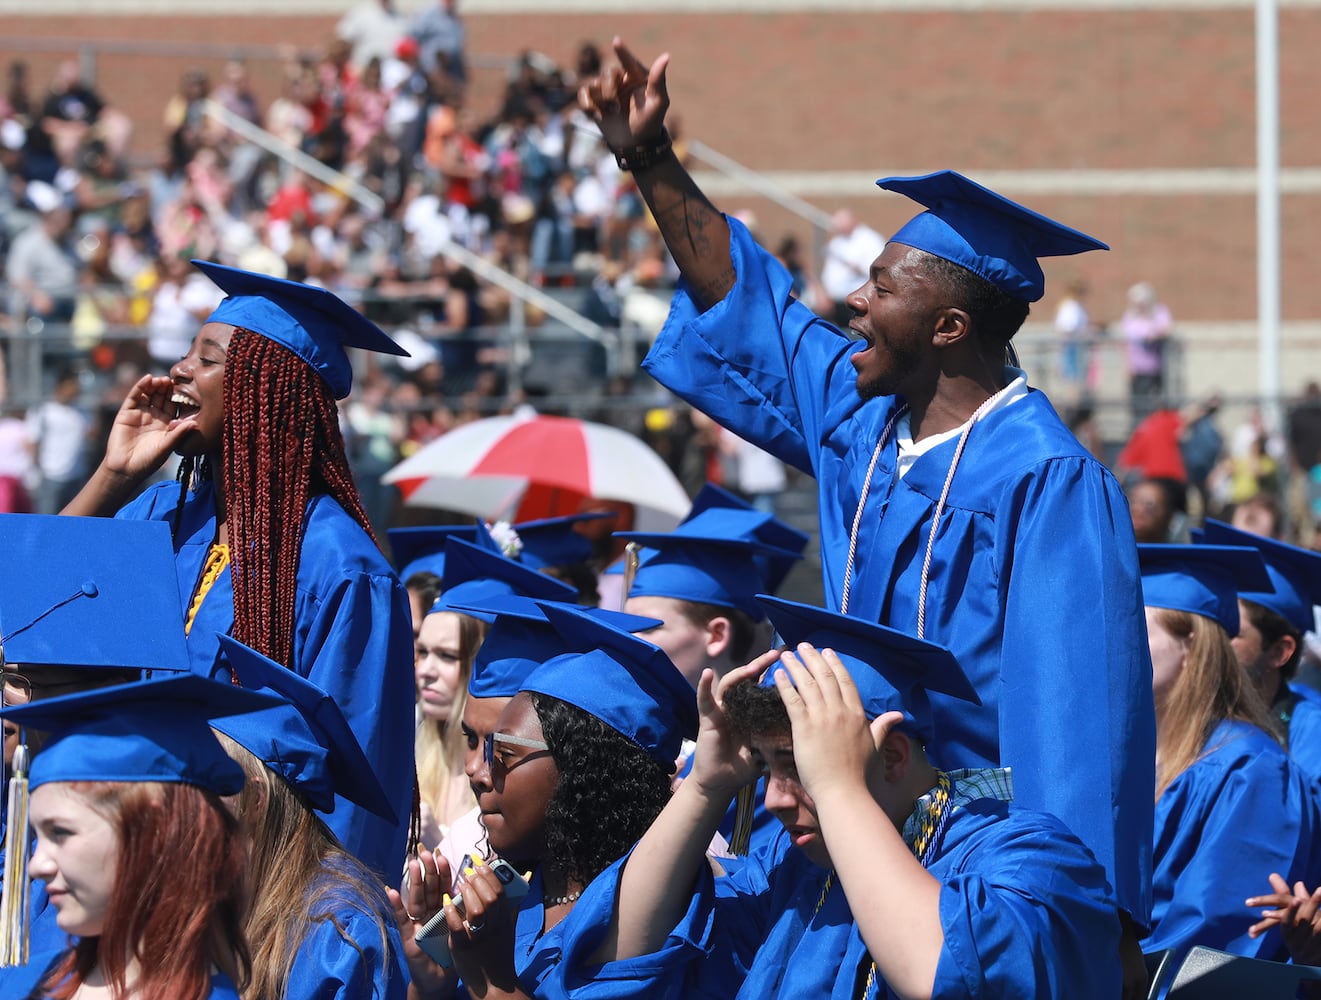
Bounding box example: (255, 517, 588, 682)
(482, 731, 550, 772)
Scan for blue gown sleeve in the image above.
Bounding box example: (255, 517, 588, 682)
(284, 908, 409, 1000)
(641, 217, 859, 477)
(932, 808, 1124, 1000)
(1286, 683, 1321, 783)
(1147, 733, 1321, 959)
(545, 850, 718, 1000)
(994, 456, 1156, 926)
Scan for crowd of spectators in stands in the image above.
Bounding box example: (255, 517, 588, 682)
(1, 13, 1320, 558)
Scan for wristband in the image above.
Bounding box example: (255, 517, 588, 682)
(612, 127, 673, 173)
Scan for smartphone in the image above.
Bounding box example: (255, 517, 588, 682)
(414, 857, 531, 967)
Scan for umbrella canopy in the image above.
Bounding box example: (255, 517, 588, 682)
(383, 413, 691, 531)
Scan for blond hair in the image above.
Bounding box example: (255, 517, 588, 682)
(214, 734, 394, 1000)
(1153, 608, 1276, 797)
(416, 612, 485, 836)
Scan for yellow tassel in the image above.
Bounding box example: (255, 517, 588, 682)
(728, 783, 758, 856)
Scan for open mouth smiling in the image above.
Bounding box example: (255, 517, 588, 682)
(170, 392, 200, 420)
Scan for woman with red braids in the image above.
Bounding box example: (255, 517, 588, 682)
(63, 263, 415, 881)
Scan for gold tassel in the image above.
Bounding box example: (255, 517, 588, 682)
(728, 783, 757, 856)
(0, 737, 31, 966)
(621, 542, 642, 599)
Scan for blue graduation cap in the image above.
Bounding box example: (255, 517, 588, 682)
(1196, 520, 1321, 634)
(194, 260, 409, 399)
(684, 484, 808, 593)
(616, 508, 801, 619)
(431, 536, 575, 619)
(2, 674, 281, 795)
(513, 512, 615, 571)
(212, 634, 397, 821)
(0, 514, 188, 674)
(387, 524, 479, 581)
(756, 595, 977, 743)
(1138, 543, 1274, 637)
(530, 601, 699, 768)
(878, 170, 1109, 303)
(446, 594, 661, 699)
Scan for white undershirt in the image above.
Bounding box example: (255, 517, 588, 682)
(895, 368, 1030, 479)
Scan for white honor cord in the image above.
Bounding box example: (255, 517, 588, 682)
(843, 386, 1012, 637)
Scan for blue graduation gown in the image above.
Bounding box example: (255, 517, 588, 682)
(115, 480, 415, 879)
(0, 949, 241, 998)
(288, 904, 409, 999)
(1148, 719, 1321, 960)
(1286, 681, 1321, 783)
(552, 799, 1122, 999)
(642, 219, 1155, 923)
(515, 867, 711, 1000)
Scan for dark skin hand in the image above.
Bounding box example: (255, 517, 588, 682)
(387, 848, 457, 1000)
(443, 865, 531, 1000)
(577, 38, 734, 310)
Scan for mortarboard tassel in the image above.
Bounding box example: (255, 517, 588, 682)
(728, 783, 757, 856)
(0, 736, 32, 966)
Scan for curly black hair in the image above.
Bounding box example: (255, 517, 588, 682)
(722, 679, 790, 740)
(530, 693, 673, 885)
(916, 249, 1031, 351)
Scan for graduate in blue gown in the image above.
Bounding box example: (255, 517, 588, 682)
(0, 514, 201, 974)
(0, 674, 281, 999)
(1139, 543, 1321, 960)
(396, 600, 699, 999)
(568, 595, 1124, 999)
(212, 635, 408, 1000)
(1196, 519, 1321, 782)
(62, 263, 416, 880)
(577, 42, 1154, 947)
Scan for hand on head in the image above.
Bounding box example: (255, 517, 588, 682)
(577, 37, 671, 150)
(772, 643, 902, 802)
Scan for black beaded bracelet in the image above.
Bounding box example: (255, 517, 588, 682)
(612, 128, 673, 173)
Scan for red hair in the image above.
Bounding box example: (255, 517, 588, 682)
(41, 781, 250, 1000)
(222, 328, 375, 667)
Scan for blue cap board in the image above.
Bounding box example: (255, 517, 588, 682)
(0, 514, 188, 674)
(878, 170, 1109, 303)
(432, 536, 576, 619)
(529, 601, 699, 768)
(1195, 520, 1321, 635)
(446, 594, 661, 699)
(756, 595, 978, 743)
(1, 674, 281, 795)
(513, 512, 615, 571)
(616, 508, 803, 620)
(1138, 543, 1274, 637)
(194, 260, 409, 399)
(388, 524, 479, 581)
(684, 484, 808, 593)
(212, 634, 397, 821)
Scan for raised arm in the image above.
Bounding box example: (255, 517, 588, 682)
(578, 38, 734, 310)
(590, 652, 777, 963)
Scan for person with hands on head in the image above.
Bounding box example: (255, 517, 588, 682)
(583, 596, 1124, 1000)
(60, 263, 417, 882)
(579, 42, 1154, 985)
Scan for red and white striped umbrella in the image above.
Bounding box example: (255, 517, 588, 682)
(382, 413, 691, 530)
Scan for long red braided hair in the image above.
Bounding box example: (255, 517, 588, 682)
(222, 326, 376, 668)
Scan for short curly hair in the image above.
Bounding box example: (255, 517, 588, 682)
(722, 679, 790, 740)
(530, 693, 673, 884)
